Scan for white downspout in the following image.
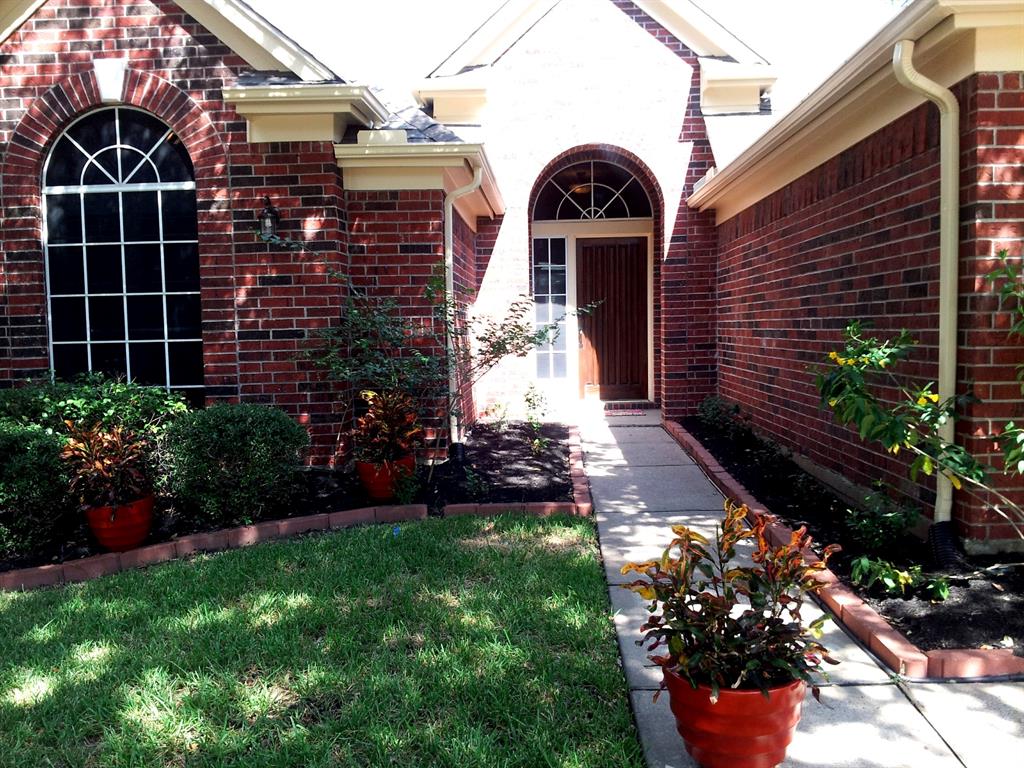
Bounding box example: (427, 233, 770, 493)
(443, 163, 483, 449)
(892, 40, 960, 525)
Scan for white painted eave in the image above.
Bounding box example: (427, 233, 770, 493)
(631, 0, 767, 64)
(175, 0, 337, 82)
(334, 140, 505, 217)
(687, 0, 1024, 216)
(0, 0, 44, 44)
(223, 83, 389, 126)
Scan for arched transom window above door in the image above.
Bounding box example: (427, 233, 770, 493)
(532, 160, 653, 221)
(42, 106, 203, 399)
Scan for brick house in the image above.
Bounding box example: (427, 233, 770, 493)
(0, 0, 1021, 550)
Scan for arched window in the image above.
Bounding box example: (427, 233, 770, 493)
(532, 160, 652, 221)
(42, 107, 202, 398)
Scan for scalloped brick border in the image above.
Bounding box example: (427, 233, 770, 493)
(0, 427, 593, 594)
(663, 419, 1024, 681)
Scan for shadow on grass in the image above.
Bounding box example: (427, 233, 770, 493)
(0, 515, 643, 768)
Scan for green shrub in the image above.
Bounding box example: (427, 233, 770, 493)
(0, 374, 187, 436)
(850, 555, 949, 601)
(696, 396, 748, 441)
(161, 404, 309, 528)
(0, 420, 72, 559)
(844, 488, 920, 555)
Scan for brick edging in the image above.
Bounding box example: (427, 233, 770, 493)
(663, 419, 1024, 680)
(1, 427, 595, 594)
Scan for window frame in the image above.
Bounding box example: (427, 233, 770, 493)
(40, 106, 203, 394)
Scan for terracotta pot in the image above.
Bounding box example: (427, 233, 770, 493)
(663, 668, 805, 768)
(355, 455, 416, 501)
(85, 495, 155, 552)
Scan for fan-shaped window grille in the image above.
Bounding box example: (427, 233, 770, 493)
(42, 107, 202, 400)
(533, 161, 652, 221)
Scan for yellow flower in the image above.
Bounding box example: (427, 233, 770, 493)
(828, 398, 838, 407)
(828, 351, 839, 361)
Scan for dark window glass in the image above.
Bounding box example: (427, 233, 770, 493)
(129, 343, 166, 386)
(119, 109, 166, 153)
(122, 192, 160, 242)
(121, 150, 157, 184)
(533, 161, 652, 220)
(535, 296, 550, 324)
(533, 266, 550, 295)
(124, 244, 163, 293)
(83, 193, 120, 243)
(86, 245, 123, 294)
(127, 296, 165, 340)
(44, 136, 90, 187)
(173, 388, 206, 408)
(167, 294, 201, 339)
(90, 343, 128, 378)
(47, 246, 85, 295)
(168, 342, 203, 386)
(161, 191, 198, 240)
(88, 296, 125, 341)
(152, 137, 194, 183)
(164, 243, 200, 291)
(550, 239, 566, 265)
(46, 195, 83, 245)
(45, 107, 200, 391)
(52, 344, 89, 379)
(67, 112, 117, 156)
(50, 297, 86, 342)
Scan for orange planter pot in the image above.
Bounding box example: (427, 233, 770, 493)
(663, 668, 805, 768)
(85, 495, 155, 552)
(355, 455, 416, 501)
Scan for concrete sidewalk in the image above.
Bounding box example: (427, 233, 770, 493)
(578, 408, 1023, 768)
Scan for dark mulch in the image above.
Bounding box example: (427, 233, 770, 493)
(305, 421, 573, 513)
(3, 421, 572, 573)
(681, 416, 1024, 656)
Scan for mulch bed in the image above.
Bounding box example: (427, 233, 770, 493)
(681, 417, 1024, 656)
(2, 421, 573, 573)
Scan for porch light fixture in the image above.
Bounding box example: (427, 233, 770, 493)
(258, 196, 280, 238)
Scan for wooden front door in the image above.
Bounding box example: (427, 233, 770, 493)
(577, 237, 647, 400)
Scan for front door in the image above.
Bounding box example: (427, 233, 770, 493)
(577, 237, 647, 400)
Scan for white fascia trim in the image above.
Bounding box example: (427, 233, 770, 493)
(430, 0, 560, 78)
(0, 0, 45, 45)
(223, 83, 390, 126)
(631, 0, 767, 64)
(334, 141, 505, 216)
(687, 0, 1023, 215)
(174, 0, 337, 81)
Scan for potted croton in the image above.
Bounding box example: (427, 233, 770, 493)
(621, 500, 840, 768)
(61, 421, 155, 552)
(352, 390, 424, 501)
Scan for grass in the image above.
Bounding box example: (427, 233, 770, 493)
(0, 515, 642, 768)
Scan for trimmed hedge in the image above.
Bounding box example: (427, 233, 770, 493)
(161, 404, 309, 529)
(0, 375, 187, 436)
(0, 420, 72, 561)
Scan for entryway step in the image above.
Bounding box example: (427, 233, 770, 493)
(601, 400, 657, 412)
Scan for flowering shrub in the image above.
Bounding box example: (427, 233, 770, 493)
(622, 500, 839, 702)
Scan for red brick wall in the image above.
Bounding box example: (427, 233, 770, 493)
(345, 188, 449, 456)
(715, 73, 1024, 545)
(0, 0, 348, 462)
(615, 0, 719, 415)
(956, 71, 1024, 543)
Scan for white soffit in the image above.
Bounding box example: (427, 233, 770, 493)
(430, 0, 562, 78)
(700, 58, 777, 114)
(0, 0, 45, 44)
(688, 0, 1024, 222)
(174, 0, 337, 82)
(631, 0, 768, 64)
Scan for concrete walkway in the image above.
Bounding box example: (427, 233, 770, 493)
(578, 408, 1024, 768)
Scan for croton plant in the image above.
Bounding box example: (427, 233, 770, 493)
(60, 421, 153, 509)
(352, 390, 425, 464)
(622, 500, 840, 702)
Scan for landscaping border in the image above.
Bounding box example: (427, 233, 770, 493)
(0, 426, 594, 594)
(663, 419, 1024, 681)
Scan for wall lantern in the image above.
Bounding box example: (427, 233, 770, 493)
(258, 195, 280, 238)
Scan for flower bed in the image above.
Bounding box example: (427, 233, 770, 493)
(663, 419, 1024, 680)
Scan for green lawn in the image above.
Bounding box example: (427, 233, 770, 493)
(0, 515, 642, 768)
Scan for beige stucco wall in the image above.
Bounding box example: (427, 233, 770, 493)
(468, 0, 698, 416)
